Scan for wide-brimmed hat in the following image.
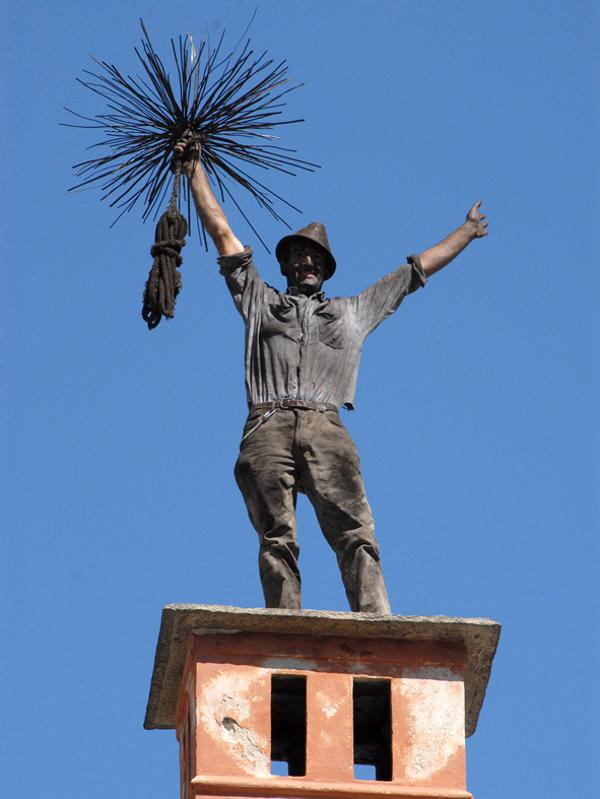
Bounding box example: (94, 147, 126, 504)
(275, 221, 336, 279)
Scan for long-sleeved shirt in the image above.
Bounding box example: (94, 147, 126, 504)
(217, 247, 427, 410)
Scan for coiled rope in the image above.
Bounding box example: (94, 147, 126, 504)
(141, 160, 188, 330)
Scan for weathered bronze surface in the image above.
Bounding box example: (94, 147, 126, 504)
(179, 137, 488, 613)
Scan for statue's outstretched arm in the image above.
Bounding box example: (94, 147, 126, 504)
(418, 201, 488, 277)
(174, 138, 244, 257)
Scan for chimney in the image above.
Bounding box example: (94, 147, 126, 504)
(145, 605, 500, 799)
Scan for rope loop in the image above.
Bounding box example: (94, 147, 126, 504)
(150, 239, 185, 265)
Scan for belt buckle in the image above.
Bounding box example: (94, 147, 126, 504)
(278, 399, 292, 409)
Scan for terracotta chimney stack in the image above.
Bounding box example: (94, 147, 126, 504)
(145, 605, 500, 799)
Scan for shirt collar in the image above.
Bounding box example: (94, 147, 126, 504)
(286, 286, 326, 301)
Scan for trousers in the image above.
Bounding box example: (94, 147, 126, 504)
(234, 407, 391, 613)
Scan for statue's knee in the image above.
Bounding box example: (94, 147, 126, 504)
(340, 534, 381, 562)
(260, 539, 300, 561)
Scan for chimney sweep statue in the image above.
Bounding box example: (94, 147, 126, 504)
(174, 138, 488, 614)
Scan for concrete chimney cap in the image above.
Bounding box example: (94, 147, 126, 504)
(144, 604, 501, 738)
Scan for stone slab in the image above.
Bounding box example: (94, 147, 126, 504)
(144, 605, 500, 737)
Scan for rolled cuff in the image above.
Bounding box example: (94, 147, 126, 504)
(406, 253, 427, 293)
(217, 245, 254, 275)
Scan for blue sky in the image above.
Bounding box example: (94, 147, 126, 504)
(2, 1, 598, 797)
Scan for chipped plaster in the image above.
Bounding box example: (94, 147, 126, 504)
(199, 671, 269, 776)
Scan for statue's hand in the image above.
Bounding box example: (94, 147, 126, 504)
(172, 135, 201, 178)
(465, 201, 488, 238)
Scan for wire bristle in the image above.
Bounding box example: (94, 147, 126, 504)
(63, 19, 319, 247)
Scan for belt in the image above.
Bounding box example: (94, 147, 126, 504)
(250, 399, 338, 413)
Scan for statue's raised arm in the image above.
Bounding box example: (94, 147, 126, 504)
(418, 201, 489, 277)
(174, 137, 244, 257)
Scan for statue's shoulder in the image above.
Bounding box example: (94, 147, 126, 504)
(325, 295, 352, 307)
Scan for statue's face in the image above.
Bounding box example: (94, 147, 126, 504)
(285, 240, 327, 295)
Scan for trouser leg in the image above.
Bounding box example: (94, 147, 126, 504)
(234, 410, 301, 609)
(297, 410, 391, 614)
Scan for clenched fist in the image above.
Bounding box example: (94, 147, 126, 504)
(172, 135, 201, 178)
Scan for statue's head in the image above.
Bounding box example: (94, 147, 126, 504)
(276, 222, 336, 295)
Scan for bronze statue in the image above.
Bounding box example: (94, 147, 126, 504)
(174, 139, 488, 613)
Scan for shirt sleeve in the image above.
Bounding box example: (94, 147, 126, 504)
(217, 246, 265, 322)
(350, 254, 427, 338)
